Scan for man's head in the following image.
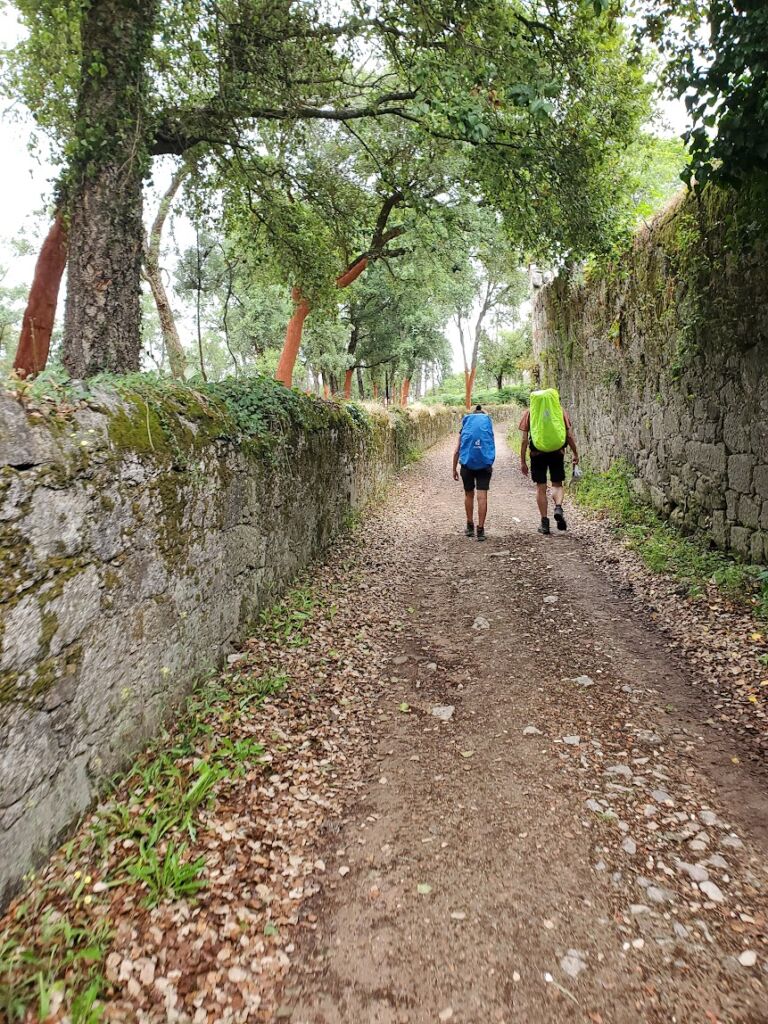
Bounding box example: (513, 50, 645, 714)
(474, 404, 483, 413)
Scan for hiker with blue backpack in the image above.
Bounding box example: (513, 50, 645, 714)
(452, 405, 496, 541)
(519, 388, 579, 535)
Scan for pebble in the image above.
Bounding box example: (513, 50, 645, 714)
(227, 653, 246, 665)
(431, 706, 455, 721)
(630, 904, 650, 915)
(721, 835, 743, 850)
(706, 855, 728, 869)
(651, 790, 673, 805)
(472, 616, 491, 630)
(738, 950, 757, 968)
(699, 880, 724, 903)
(585, 799, 605, 813)
(606, 765, 633, 779)
(673, 923, 689, 940)
(676, 860, 709, 883)
(450, 912, 466, 921)
(543, 595, 559, 604)
(573, 675, 594, 686)
(338, 865, 350, 877)
(699, 810, 719, 827)
(439, 1008, 454, 1022)
(560, 950, 587, 978)
(621, 837, 637, 855)
(647, 886, 673, 904)
(632, 938, 645, 950)
(563, 735, 580, 745)
(512, 971, 521, 983)
(523, 725, 542, 736)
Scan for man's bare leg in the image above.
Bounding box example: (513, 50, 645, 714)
(477, 491, 488, 528)
(536, 484, 548, 518)
(465, 490, 475, 525)
(552, 483, 564, 507)
(552, 482, 567, 530)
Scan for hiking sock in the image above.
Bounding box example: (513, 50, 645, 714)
(554, 504, 567, 531)
(465, 521, 475, 537)
(476, 526, 486, 542)
(538, 516, 551, 535)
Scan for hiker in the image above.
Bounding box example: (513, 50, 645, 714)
(452, 404, 496, 541)
(519, 388, 579, 535)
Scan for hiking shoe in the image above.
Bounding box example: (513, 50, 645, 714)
(538, 517, 551, 536)
(554, 505, 567, 531)
(476, 526, 486, 542)
(465, 522, 475, 537)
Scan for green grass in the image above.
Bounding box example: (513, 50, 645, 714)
(575, 460, 768, 617)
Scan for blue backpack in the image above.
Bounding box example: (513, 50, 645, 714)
(459, 412, 496, 469)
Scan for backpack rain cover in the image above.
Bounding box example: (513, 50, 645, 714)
(529, 388, 567, 452)
(459, 413, 496, 469)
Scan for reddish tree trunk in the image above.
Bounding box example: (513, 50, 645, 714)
(372, 382, 379, 400)
(400, 378, 411, 406)
(276, 257, 369, 388)
(13, 213, 68, 378)
(343, 368, 354, 399)
(275, 287, 311, 386)
(323, 382, 330, 399)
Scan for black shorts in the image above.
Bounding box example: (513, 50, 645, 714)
(460, 465, 492, 492)
(530, 449, 565, 485)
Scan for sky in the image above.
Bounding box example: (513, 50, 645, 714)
(0, 6, 692, 376)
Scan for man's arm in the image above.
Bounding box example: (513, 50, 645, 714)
(520, 430, 530, 476)
(452, 437, 460, 480)
(565, 413, 579, 464)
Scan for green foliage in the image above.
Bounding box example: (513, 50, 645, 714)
(636, 2, 768, 188)
(424, 373, 530, 408)
(576, 460, 768, 616)
(126, 841, 207, 908)
(0, 912, 111, 1023)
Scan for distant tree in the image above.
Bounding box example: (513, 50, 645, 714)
(480, 323, 532, 391)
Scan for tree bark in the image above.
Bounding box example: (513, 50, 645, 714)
(143, 161, 190, 378)
(356, 364, 365, 399)
(400, 377, 411, 406)
(343, 320, 359, 399)
(13, 211, 68, 378)
(275, 287, 311, 386)
(464, 366, 477, 410)
(62, 0, 158, 378)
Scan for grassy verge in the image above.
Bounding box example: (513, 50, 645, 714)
(574, 460, 768, 618)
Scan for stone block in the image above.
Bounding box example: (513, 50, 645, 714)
(750, 531, 766, 564)
(754, 464, 768, 501)
(0, 596, 42, 672)
(685, 441, 727, 478)
(710, 511, 729, 549)
(723, 410, 750, 453)
(730, 526, 753, 559)
(728, 453, 754, 494)
(27, 487, 89, 561)
(726, 490, 738, 521)
(739, 495, 760, 530)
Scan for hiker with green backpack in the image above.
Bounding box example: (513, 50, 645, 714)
(519, 389, 579, 535)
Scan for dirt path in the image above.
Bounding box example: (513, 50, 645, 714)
(282, 434, 768, 1024)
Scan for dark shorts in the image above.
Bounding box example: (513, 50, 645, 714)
(460, 465, 492, 492)
(530, 449, 565, 485)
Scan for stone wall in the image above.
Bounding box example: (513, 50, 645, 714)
(0, 379, 459, 904)
(532, 187, 768, 561)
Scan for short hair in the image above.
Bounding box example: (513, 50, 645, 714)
(474, 404, 483, 412)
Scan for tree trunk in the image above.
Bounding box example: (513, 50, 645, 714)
(343, 369, 354, 399)
(13, 211, 68, 378)
(356, 365, 365, 399)
(275, 287, 311, 386)
(343, 320, 359, 399)
(62, 0, 158, 378)
(276, 257, 369, 388)
(143, 161, 190, 378)
(372, 381, 379, 401)
(496, 373, 503, 390)
(464, 367, 477, 410)
(400, 378, 411, 406)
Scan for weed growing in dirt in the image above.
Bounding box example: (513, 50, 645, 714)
(0, 907, 111, 1023)
(575, 460, 768, 617)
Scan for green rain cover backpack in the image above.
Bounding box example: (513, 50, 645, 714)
(529, 388, 566, 452)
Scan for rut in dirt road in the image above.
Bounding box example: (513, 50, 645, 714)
(284, 433, 768, 1024)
